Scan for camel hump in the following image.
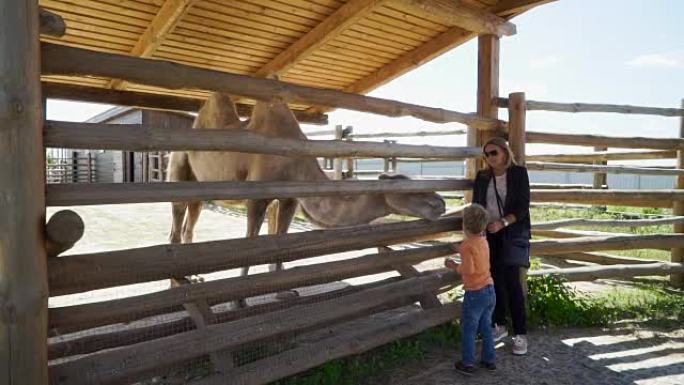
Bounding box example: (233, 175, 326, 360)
(193, 92, 240, 129)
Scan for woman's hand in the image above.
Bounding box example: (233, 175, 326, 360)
(487, 219, 505, 233)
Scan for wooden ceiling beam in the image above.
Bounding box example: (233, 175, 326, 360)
(310, 0, 552, 113)
(255, 0, 389, 77)
(109, 0, 197, 90)
(393, 0, 516, 36)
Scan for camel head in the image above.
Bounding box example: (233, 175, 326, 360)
(379, 174, 446, 220)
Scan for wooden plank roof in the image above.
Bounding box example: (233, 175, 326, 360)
(39, 0, 553, 113)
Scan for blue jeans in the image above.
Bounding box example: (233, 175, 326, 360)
(461, 284, 496, 366)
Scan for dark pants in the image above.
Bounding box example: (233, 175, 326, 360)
(488, 233, 527, 335)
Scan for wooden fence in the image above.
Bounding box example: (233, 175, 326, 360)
(46, 154, 96, 184)
(5, 9, 684, 385)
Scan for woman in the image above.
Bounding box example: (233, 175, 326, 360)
(472, 137, 530, 356)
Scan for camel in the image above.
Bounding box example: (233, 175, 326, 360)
(168, 93, 446, 279)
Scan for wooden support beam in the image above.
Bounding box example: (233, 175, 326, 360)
(0, 2, 48, 384)
(531, 189, 684, 208)
(39, 7, 65, 37)
(348, 129, 466, 139)
(48, 217, 462, 296)
(48, 245, 456, 332)
(526, 161, 684, 176)
(490, 0, 557, 16)
(109, 0, 197, 90)
(41, 43, 503, 130)
(42, 83, 329, 125)
(508, 92, 526, 165)
(326, 0, 540, 104)
(394, 0, 516, 36)
(673, 99, 684, 287)
(526, 131, 684, 150)
(526, 150, 677, 163)
(256, 0, 387, 77)
(44, 120, 482, 159)
(47, 270, 458, 385)
(496, 97, 684, 117)
(379, 246, 441, 309)
(46, 179, 472, 207)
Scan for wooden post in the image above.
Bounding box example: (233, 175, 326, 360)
(593, 146, 608, 189)
(507, 92, 526, 165)
(672, 99, 684, 288)
(466, 34, 500, 200)
(333, 125, 343, 180)
(344, 125, 354, 179)
(0, 1, 49, 384)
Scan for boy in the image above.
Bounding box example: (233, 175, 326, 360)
(444, 203, 496, 375)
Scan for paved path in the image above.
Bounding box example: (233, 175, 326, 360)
(378, 326, 683, 385)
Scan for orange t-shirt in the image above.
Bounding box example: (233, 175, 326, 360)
(457, 235, 493, 291)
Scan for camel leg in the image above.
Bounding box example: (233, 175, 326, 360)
(169, 202, 186, 244)
(269, 199, 300, 301)
(268, 198, 297, 272)
(237, 199, 270, 307)
(181, 201, 202, 244)
(167, 151, 192, 244)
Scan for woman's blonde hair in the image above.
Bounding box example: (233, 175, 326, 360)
(482, 136, 517, 170)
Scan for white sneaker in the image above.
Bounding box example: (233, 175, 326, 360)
(512, 335, 528, 355)
(492, 325, 508, 342)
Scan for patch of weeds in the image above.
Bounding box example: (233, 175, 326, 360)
(527, 272, 608, 327)
(273, 323, 459, 385)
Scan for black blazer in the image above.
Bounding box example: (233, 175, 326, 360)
(472, 164, 531, 240)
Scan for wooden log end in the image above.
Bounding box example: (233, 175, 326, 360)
(39, 8, 66, 37)
(46, 209, 84, 257)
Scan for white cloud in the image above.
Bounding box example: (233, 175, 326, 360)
(627, 50, 684, 68)
(529, 55, 562, 69)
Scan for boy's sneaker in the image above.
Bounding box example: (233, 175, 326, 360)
(454, 361, 475, 376)
(492, 324, 508, 342)
(480, 361, 497, 371)
(512, 335, 528, 355)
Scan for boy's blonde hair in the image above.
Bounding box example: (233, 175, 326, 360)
(463, 203, 488, 235)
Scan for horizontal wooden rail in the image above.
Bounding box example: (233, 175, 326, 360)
(527, 150, 676, 163)
(539, 252, 656, 265)
(526, 131, 684, 150)
(531, 189, 684, 208)
(530, 234, 684, 255)
(534, 216, 684, 230)
(49, 244, 456, 332)
(48, 277, 402, 359)
(303, 129, 335, 136)
(48, 217, 462, 296)
(42, 83, 329, 125)
(496, 97, 684, 117)
(348, 129, 467, 139)
(48, 270, 458, 385)
(526, 161, 684, 176)
(41, 44, 504, 130)
(46, 179, 472, 206)
(529, 262, 684, 281)
(44, 121, 481, 159)
(199, 302, 461, 385)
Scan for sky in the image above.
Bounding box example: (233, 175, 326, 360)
(46, 0, 684, 163)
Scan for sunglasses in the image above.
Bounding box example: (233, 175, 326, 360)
(483, 149, 499, 157)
